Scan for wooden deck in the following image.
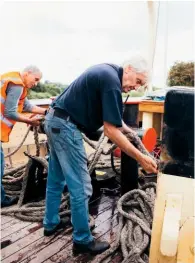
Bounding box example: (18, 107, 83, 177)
(1, 195, 123, 263)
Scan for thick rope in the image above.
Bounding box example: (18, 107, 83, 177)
(3, 123, 44, 199)
(4, 126, 31, 158)
(85, 129, 159, 176)
(124, 131, 156, 161)
(1, 192, 95, 229)
(33, 126, 40, 157)
(88, 135, 110, 174)
(94, 182, 156, 263)
(82, 133, 97, 149)
(2, 154, 48, 200)
(82, 133, 117, 155)
(2, 167, 25, 197)
(4, 125, 42, 159)
(4, 164, 26, 176)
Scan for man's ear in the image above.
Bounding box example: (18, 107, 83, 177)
(24, 72, 29, 77)
(124, 65, 131, 74)
(27, 71, 32, 76)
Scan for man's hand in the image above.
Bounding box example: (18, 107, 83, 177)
(28, 115, 43, 127)
(138, 154, 158, 174)
(104, 121, 158, 175)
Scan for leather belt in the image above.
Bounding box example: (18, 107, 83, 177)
(51, 107, 85, 132)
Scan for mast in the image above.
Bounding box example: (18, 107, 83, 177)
(147, 1, 160, 92)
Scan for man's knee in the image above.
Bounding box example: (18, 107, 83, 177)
(70, 187, 91, 204)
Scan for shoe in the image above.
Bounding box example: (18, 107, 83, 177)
(1, 196, 18, 208)
(73, 240, 110, 255)
(44, 217, 71, 236)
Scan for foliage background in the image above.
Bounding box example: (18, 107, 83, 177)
(167, 61, 194, 87)
(28, 81, 68, 99)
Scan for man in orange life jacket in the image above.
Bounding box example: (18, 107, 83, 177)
(1, 65, 46, 207)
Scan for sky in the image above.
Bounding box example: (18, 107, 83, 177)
(0, 0, 194, 88)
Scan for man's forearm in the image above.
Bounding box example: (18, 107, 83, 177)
(30, 106, 46, 115)
(13, 106, 46, 124)
(104, 121, 143, 163)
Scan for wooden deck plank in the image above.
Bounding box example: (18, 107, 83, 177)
(2, 195, 115, 263)
(1, 218, 22, 231)
(1, 228, 44, 261)
(1, 221, 32, 239)
(95, 207, 117, 228)
(90, 195, 111, 206)
(1, 216, 14, 225)
(18, 209, 118, 263)
(33, 226, 118, 263)
(45, 214, 118, 263)
(21, 232, 73, 263)
(0, 196, 108, 241)
(2, 230, 72, 263)
(91, 202, 114, 218)
(1, 223, 41, 244)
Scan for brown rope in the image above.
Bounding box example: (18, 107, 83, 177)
(33, 127, 40, 157)
(4, 126, 31, 158)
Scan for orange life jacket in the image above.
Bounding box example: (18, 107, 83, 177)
(0, 72, 27, 142)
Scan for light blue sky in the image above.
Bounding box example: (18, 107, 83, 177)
(0, 1, 194, 88)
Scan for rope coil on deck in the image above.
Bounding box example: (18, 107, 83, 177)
(2, 127, 42, 197)
(95, 182, 156, 263)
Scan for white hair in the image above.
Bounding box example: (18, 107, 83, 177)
(122, 55, 149, 74)
(22, 65, 42, 76)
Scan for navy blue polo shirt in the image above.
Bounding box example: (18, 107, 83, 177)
(52, 64, 123, 132)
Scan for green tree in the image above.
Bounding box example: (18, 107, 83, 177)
(167, 61, 194, 87)
(28, 81, 69, 99)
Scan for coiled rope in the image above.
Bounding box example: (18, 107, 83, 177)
(95, 182, 156, 263)
(2, 127, 42, 197)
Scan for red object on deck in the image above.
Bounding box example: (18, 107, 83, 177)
(142, 128, 157, 153)
(113, 147, 121, 158)
(113, 127, 157, 158)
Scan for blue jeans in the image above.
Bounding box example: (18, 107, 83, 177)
(43, 111, 93, 244)
(1, 143, 6, 203)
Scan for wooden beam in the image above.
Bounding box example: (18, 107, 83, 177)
(160, 194, 183, 257)
(177, 217, 195, 263)
(142, 112, 153, 129)
(139, 100, 164, 114)
(149, 174, 195, 263)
